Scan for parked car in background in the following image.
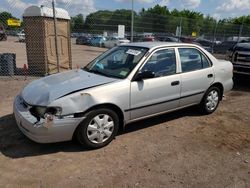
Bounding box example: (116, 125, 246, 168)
(76, 36, 91, 45)
(131, 34, 155, 42)
(90, 36, 106, 47)
(157, 36, 179, 42)
(104, 37, 130, 48)
(213, 41, 238, 54)
(14, 42, 233, 149)
(180, 36, 195, 43)
(226, 42, 250, 75)
(193, 38, 213, 52)
(194, 38, 212, 47)
(17, 30, 25, 42)
(71, 33, 79, 38)
(141, 36, 155, 42)
(6, 30, 18, 37)
(0, 26, 7, 41)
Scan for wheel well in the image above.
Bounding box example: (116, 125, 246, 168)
(210, 82, 224, 100)
(73, 103, 125, 138)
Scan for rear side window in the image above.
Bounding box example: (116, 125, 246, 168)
(178, 48, 211, 73)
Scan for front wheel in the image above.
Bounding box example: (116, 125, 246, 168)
(76, 108, 119, 149)
(200, 87, 221, 114)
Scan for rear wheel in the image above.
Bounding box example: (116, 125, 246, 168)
(200, 86, 220, 114)
(77, 108, 119, 149)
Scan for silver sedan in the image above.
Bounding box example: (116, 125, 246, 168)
(13, 42, 233, 148)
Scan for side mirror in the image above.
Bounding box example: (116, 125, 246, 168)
(133, 70, 155, 81)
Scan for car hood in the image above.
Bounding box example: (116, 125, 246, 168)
(235, 43, 250, 51)
(21, 69, 118, 106)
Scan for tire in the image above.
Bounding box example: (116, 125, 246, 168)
(200, 86, 221, 115)
(76, 108, 119, 149)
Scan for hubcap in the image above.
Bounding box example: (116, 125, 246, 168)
(87, 114, 114, 144)
(206, 90, 219, 111)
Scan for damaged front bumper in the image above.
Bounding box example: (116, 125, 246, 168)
(13, 95, 85, 143)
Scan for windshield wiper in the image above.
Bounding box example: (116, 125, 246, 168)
(88, 69, 111, 77)
(89, 69, 122, 79)
(83, 67, 122, 79)
(82, 67, 108, 77)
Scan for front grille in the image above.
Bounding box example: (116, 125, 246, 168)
(233, 65, 250, 75)
(233, 51, 250, 74)
(235, 51, 250, 63)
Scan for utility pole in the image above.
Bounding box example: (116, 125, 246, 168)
(212, 21, 218, 53)
(178, 17, 182, 42)
(131, 0, 134, 42)
(238, 18, 244, 42)
(52, 0, 60, 73)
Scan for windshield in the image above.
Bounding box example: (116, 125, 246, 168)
(83, 46, 148, 79)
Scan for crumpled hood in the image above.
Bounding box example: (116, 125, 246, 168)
(21, 69, 117, 106)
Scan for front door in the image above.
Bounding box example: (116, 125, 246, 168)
(129, 48, 181, 120)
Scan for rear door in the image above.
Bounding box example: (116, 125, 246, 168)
(177, 47, 215, 106)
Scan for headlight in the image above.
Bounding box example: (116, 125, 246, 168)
(30, 106, 62, 120)
(36, 107, 47, 117)
(46, 107, 62, 116)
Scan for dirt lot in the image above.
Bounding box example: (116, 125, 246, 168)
(0, 39, 249, 188)
(0, 36, 106, 69)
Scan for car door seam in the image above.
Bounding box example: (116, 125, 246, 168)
(124, 91, 205, 112)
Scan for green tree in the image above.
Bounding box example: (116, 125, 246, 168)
(72, 4, 250, 39)
(136, 5, 170, 33)
(84, 10, 113, 33)
(84, 10, 134, 34)
(200, 15, 217, 39)
(71, 14, 85, 32)
(0, 11, 19, 29)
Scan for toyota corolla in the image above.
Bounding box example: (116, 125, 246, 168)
(14, 42, 233, 148)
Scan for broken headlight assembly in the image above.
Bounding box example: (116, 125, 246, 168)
(30, 106, 62, 121)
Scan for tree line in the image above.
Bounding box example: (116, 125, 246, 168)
(1, 5, 250, 39)
(72, 5, 250, 39)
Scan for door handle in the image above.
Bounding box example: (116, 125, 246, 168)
(171, 81, 180, 86)
(207, 74, 213, 78)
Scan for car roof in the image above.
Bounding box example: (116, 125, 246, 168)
(123, 42, 200, 50)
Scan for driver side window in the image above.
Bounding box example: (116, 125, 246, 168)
(141, 48, 176, 77)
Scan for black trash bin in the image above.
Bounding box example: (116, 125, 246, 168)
(0, 53, 16, 76)
(0, 54, 2, 73)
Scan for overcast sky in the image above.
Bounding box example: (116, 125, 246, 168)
(1, 0, 250, 19)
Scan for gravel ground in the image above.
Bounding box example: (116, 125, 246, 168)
(0, 36, 106, 69)
(0, 39, 249, 188)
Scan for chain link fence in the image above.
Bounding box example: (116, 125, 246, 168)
(0, 3, 250, 78)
